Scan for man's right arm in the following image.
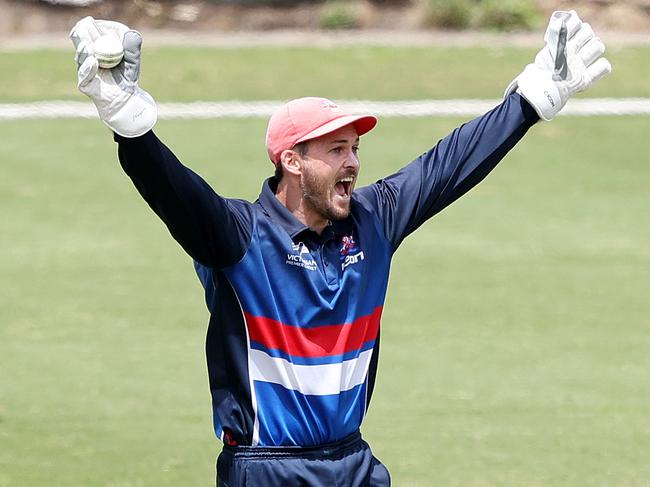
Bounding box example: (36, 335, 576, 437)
(116, 131, 252, 268)
(69, 18, 251, 268)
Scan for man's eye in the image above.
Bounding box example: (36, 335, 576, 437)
(330, 147, 343, 153)
(352, 146, 359, 154)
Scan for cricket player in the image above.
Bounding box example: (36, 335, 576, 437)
(70, 11, 610, 486)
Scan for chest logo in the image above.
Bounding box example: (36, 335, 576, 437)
(286, 241, 317, 271)
(340, 235, 364, 270)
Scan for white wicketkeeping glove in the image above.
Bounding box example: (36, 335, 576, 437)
(505, 10, 612, 121)
(69, 16, 157, 137)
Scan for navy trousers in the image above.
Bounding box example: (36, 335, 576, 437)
(216, 431, 391, 486)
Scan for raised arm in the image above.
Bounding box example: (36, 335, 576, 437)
(355, 93, 537, 249)
(115, 131, 252, 268)
(70, 17, 252, 267)
(356, 10, 611, 250)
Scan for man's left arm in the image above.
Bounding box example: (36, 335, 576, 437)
(356, 10, 610, 249)
(356, 93, 537, 248)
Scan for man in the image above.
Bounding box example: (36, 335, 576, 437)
(70, 11, 610, 486)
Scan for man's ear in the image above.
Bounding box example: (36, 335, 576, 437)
(279, 149, 302, 177)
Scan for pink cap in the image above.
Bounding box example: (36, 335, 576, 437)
(265, 97, 378, 164)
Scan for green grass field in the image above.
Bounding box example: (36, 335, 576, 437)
(1, 44, 649, 486)
(1, 45, 650, 102)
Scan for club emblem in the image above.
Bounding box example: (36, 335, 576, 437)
(340, 235, 364, 270)
(340, 235, 356, 256)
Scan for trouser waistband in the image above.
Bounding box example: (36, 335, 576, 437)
(222, 430, 363, 459)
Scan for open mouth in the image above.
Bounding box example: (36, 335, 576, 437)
(335, 176, 354, 198)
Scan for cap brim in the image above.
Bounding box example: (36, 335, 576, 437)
(295, 114, 378, 145)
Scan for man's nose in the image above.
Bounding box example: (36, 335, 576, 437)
(344, 150, 360, 169)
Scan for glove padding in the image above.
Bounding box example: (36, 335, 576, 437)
(505, 10, 612, 121)
(70, 16, 157, 137)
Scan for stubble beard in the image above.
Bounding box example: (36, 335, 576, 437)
(300, 163, 350, 222)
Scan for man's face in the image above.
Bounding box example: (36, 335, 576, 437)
(298, 125, 360, 221)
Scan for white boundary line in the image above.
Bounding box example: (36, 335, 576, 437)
(1, 99, 650, 120)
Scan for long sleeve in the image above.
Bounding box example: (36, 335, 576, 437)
(115, 131, 253, 268)
(354, 93, 539, 250)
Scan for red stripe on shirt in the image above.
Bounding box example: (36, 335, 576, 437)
(245, 307, 382, 358)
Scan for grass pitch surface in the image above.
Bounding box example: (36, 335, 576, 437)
(2, 116, 648, 486)
(1, 45, 649, 486)
(1, 45, 650, 102)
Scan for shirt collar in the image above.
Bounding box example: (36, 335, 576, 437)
(257, 178, 353, 240)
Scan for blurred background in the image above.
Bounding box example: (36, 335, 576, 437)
(2, 0, 650, 34)
(1, 1, 649, 487)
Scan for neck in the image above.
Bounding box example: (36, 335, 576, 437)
(275, 179, 329, 234)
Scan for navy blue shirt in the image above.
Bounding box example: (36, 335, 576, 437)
(116, 94, 538, 446)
